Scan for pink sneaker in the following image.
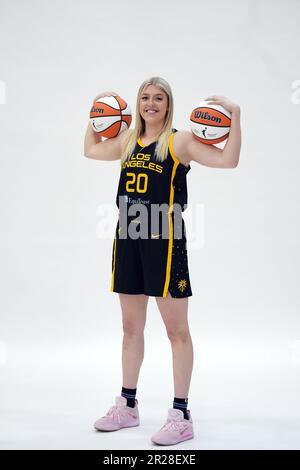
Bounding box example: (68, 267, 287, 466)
(151, 408, 194, 445)
(94, 396, 140, 432)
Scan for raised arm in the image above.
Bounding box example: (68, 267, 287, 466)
(176, 96, 241, 169)
(84, 119, 103, 156)
(83, 91, 130, 161)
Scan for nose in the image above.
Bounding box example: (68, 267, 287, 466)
(148, 98, 156, 107)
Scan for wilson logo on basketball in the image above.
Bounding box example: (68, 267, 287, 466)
(194, 110, 221, 123)
(90, 106, 104, 114)
(189, 100, 232, 145)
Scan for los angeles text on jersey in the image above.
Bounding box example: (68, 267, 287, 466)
(122, 152, 163, 174)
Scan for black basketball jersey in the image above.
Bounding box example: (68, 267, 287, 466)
(115, 129, 191, 234)
(111, 129, 193, 298)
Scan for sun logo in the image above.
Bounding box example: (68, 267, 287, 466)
(178, 279, 187, 292)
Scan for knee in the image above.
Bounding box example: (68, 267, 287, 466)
(122, 319, 144, 337)
(166, 327, 190, 343)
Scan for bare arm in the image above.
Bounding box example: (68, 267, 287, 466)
(84, 120, 103, 156)
(214, 102, 241, 168)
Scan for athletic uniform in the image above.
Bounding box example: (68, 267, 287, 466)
(110, 129, 192, 298)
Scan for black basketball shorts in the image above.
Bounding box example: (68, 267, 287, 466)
(110, 214, 192, 298)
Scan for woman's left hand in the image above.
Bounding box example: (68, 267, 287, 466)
(204, 95, 240, 113)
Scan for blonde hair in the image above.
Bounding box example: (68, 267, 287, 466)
(120, 76, 174, 165)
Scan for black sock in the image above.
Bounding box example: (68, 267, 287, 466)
(121, 387, 137, 408)
(173, 397, 189, 420)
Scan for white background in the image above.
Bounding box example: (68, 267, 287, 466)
(0, 0, 300, 450)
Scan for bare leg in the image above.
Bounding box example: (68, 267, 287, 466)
(118, 293, 149, 388)
(155, 292, 193, 397)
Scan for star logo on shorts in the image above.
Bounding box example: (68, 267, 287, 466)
(178, 279, 187, 292)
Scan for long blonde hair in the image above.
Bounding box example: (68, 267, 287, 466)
(120, 76, 174, 165)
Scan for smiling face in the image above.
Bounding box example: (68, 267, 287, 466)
(139, 84, 169, 124)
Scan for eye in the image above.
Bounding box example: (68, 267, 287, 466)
(141, 96, 163, 100)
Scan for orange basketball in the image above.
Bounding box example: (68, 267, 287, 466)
(189, 100, 231, 145)
(90, 95, 132, 138)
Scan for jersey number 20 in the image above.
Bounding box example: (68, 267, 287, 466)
(126, 172, 148, 193)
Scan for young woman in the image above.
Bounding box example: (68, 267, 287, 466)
(84, 77, 241, 446)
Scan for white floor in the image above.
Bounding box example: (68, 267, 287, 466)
(1, 339, 300, 450)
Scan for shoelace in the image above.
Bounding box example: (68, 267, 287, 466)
(105, 405, 125, 424)
(162, 420, 187, 433)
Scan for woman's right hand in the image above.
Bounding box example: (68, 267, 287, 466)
(93, 91, 118, 101)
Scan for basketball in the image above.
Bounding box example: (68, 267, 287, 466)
(90, 95, 132, 138)
(189, 100, 231, 145)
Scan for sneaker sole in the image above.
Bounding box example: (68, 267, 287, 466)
(94, 422, 140, 432)
(151, 434, 194, 445)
